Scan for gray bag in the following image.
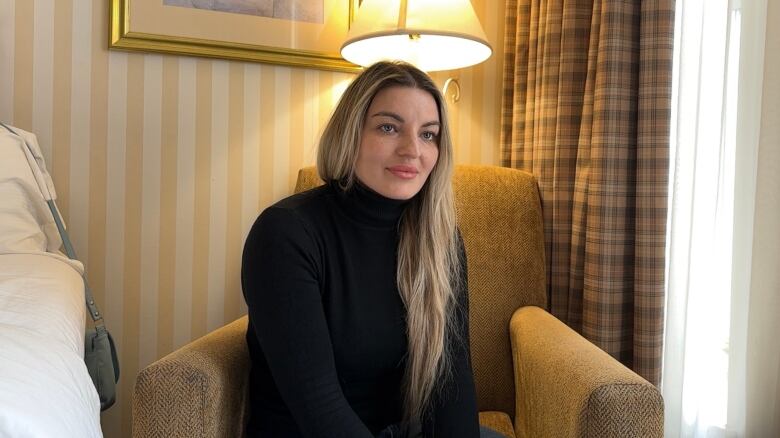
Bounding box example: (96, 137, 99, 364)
(84, 324, 120, 410)
(1, 122, 120, 411)
(78, 268, 120, 410)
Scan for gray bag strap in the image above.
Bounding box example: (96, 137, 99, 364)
(48, 202, 105, 327)
(0, 121, 105, 328)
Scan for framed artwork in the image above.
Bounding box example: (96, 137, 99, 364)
(109, 0, 362, 72)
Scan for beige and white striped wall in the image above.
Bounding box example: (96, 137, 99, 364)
(0, 0, 505, 436)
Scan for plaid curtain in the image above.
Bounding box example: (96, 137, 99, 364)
(500, 0, 674, 385)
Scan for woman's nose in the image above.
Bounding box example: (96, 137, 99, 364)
(397, 134, 421, 158)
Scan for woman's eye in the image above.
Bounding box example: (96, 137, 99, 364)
(421, 131, 438, 141)
(379, 124, 396, 133)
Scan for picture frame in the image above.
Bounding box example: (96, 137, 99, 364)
(109, 0, 362, 73)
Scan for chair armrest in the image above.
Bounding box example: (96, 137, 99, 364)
(132, 316, 250, 438)
(510, 306, 663, 438)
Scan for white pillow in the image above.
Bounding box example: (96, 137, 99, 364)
(0, 129, 54, 251)
(0, 126, 82, 273)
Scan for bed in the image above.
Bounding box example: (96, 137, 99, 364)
(0, 125, 103, 437)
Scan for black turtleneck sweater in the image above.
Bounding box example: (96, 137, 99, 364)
(241, 181, 479, 437)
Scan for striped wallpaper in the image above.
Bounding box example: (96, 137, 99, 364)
(0, 0, 505, 436)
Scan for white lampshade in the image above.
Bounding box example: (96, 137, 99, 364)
(341, 0, 492, 72)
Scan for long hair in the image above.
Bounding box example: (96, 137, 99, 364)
(317, 61, 461, 426)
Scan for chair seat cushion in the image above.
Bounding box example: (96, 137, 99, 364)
(478, 411, 515, 438)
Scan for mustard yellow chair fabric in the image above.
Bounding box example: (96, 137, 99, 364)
(132, 165, 662, 438)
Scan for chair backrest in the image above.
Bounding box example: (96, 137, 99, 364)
(295, 164, 547, 419)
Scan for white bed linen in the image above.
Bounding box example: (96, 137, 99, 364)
(0, 253, 102, 438)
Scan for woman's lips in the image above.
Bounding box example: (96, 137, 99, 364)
(387, 166, 418, 179)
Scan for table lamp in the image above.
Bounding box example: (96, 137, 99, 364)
(341, 0, 492, 73)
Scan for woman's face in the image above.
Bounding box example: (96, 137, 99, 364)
(355, 86, 440, 200)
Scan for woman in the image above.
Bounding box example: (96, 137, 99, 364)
(242, 61, 499, 437)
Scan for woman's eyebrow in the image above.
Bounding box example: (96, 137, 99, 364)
(371, 111, 404, 122)
(371, 111, 440, 128)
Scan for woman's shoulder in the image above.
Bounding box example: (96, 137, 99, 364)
(251, 184, 332, 236)
(263, 183, 333, 218)
(268, 183, 331, 212)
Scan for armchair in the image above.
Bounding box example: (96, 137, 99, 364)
(132, 165, 662, 437)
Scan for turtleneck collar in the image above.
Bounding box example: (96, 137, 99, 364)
(330, 179, 409, 229)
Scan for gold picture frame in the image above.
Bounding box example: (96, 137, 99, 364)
(109, 0, 361, 73)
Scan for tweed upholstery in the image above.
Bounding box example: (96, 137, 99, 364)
(132, 164, 662, 438)
(132, 317, 250, 438)
(450, 166, 547, 416)
(294, 166, 325, 194)
(478, 412, 515, 437)
(510, 306, 663, 438)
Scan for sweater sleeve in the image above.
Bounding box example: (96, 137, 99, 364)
(242, 206, 374, 438)
(429, 234, 480, 437)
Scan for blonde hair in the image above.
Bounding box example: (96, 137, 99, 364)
(317, 61, 462, 426)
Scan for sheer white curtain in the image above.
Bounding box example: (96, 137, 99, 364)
(663, 0, 779, 436)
